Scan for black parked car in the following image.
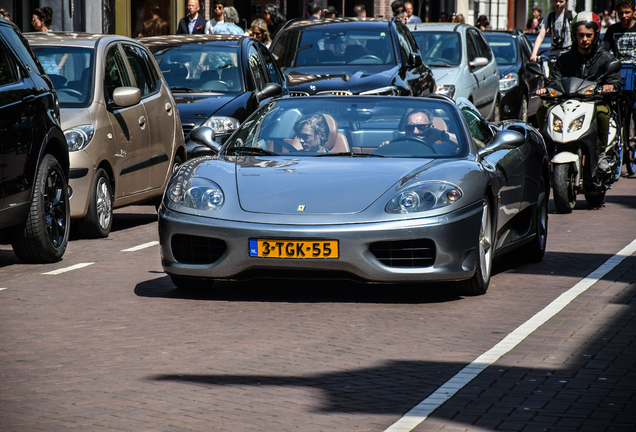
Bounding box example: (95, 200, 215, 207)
(483, 30, 545, 123)
(140, 34, 286, 158)
(0, 20, 70, 262)
(270, 18, 435, 96)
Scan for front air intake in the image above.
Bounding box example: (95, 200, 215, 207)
(369, 239, 436, 268)
(171, 234, 226, 264)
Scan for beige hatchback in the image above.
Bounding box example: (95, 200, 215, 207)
(25, 33, 186, 238)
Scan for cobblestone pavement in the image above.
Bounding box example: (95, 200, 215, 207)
(1, 176, 635, 431)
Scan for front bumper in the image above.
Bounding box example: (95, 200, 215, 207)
(159, 201, 484, 284)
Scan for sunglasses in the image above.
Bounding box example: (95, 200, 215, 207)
(405, 123, 431, 133)
(252, 30, 262, 35)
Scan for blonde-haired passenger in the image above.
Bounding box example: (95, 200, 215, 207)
(251, 19, 272, 48)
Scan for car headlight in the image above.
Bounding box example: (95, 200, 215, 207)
(435, 84, 456, 99)
(167, 168, 224, 211)
(577, 83, 596, 95)
(64, 125, 94, 151)
(552, 114, 563, 133)
(568, 115, 585, 133)
(499, 73, 518, 91)
(385, 181, 462, 214)
(201, 116, 240, 136)
(359, 86, 400, 95)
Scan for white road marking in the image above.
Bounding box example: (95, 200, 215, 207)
(42, 262, 95, 275)
(121, 241, 159, 252)
(384, 239, 636, 432)
(0, 288, 6, 291)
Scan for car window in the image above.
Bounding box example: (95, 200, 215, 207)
(466, 31, 478, 63)
(148, 44, 242, 93)
(273, 28, 396, 69)
(248, 44, 268, 90)
(520, 35, 532, 59)
(471, 29, 492, 61)
(411, 31, 462, 66)
(483, 35, 517, 65)
(3, 28, 43, 76)
(122, 44, 158, 97)
(104, 45, 132, 104)
(0, 41, 18, 86)
(257, 42, 282, 84)
(226, 98, 467, 158)
(461, 107, 493, 146)
(394, 22, 411, 63)
(31, 46, 95, 108)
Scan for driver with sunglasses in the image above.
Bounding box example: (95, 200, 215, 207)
(403, 110, 459, 155)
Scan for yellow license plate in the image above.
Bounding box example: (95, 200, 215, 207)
(249, 239, 339, 258)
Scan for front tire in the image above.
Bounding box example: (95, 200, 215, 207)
(77, 168, 113, 238)
(552, 163, 576, 214)
(519, 96, 528, 123)
(455, 198, 493, 296)
(625, 112, 636, 176)
(585, 191, 605, 208)
(11, 154, 70, 263)
(490, 100, 501, 122)
(520, 172, 548, 262)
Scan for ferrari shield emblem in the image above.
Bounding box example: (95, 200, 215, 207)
(297, 205, 306, 211)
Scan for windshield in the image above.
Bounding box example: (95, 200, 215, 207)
(273, 29, 396, 69)
(411, 32, 461, 66)
(484, 35, 518, 65)
(148, 44, 243, 93)
(226, 98, 467, 158)
(32, 46, 95, 108)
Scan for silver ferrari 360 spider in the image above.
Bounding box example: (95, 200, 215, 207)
(158, 96, 549, 295)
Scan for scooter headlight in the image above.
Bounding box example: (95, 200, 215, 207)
(568, 115, 585, 133)
(552, 115, 563, 133)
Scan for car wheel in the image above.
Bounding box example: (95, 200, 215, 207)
(77, 168, 113, 238)
(625, 112, 636, 176)
(552, 164, 576, 214)
(11, 154, 70, 263)
(491, 100, 501, 122)
(455, 198, 493, 296)
(520, 172, 548, 262)
(172, 155, 183, 174)
(585, 191, 605, 208)
(170, 275, 214, 292)
(519, 96, 528, 123)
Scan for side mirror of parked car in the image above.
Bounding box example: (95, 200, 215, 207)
(189, 126, 222, 155)
(469, 57, 489, 69)
(526, 62, 543, 77)
(256, 82, 282, 103)
(409, 52, 423, 67)
(478, 130, 525, 158)
(112, 87, 142, 108)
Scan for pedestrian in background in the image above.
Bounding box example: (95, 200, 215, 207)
(307, 2, 321, 20)
(250, 19, 271, 48)
(204, 0, 225, 34)
(394, 8, 408, 24)
(0, 9, 11, 21)
(32, 6, 53, 32)
(456, 13, 465, 24)
(405, 2, 422, 23)
(439, 12, 448, 22)
(533, 6, 542, 21)
(212, 7, 243, 35)
(139, 6, 169, 37)
(323, 6, 337, 18)
(177, 0, 206, 34)
(353, 4, 366, 18)
(476, 15, 491, 30)
(530, 0, 573, 62)
(264, 4, 286, 39)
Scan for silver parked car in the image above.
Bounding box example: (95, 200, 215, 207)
(159, 96, 549, 296)
(408, 23, 500, 121)
(25, 33, 187, 238)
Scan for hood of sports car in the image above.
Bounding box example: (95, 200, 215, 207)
(235, 157, 431, 214)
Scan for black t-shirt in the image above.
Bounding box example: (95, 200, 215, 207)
(604, 21, 636, 62)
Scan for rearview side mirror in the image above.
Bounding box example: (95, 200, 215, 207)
(112, 87, 141, 108)
(478, 129, 525, 157)
(256, 82, 282, 103)
(409, 52, 423, 67)
(469, 57, 489, 69)
(189, 126, 222, 155)
(526, 61, 543, 76)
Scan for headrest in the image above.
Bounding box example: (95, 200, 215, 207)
(322, 114, 338, 150)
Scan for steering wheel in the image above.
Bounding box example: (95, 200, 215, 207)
(356, 54, 383, 64)
(387, 136, 437, 154)
(56, 88, 83, 97)
(201, 80, 228, 91)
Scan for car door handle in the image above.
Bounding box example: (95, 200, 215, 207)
(165, 103, 172, 115)
(139, 116, 146, 129)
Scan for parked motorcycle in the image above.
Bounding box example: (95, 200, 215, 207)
(530, 61, 623, 213)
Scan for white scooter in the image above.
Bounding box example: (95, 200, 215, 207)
(532, 61, 623, 213)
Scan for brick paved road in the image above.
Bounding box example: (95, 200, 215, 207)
(1, 176, 635, 431)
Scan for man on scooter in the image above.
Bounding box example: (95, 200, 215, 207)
(536, 12, 622, 175)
